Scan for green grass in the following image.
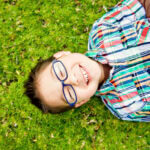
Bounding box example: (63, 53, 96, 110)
(0, 0, 150, 149)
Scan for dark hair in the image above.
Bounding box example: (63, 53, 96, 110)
(24, 56, 55, 113)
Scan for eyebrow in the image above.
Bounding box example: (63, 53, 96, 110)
(50, 64, 67, 103)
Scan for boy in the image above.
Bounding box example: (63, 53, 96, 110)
(25, 0, 150, 122)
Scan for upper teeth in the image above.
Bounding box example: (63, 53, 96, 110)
(81, 67, 88, 83)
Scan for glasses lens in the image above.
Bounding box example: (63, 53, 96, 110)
(63, 85, 76, 104)
(53, 61, 67, 80)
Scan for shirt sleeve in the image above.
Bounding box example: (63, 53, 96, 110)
(122, 102, 150, 122)
(100, 93, 150, 122)
(87, 0, 148, 65)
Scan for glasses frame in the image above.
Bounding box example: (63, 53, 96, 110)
(52, 59, 77, 107)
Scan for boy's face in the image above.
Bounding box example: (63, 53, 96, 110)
(37, 52, 104, 110)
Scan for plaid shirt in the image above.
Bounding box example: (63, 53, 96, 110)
(86, 0, 150, 122)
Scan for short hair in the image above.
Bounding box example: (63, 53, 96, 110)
(24, 56, 55, 113)
(24, 56, 73, 114)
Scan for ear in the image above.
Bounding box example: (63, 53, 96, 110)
(74, 99, 90, 108)
(53, 51, 71, 59)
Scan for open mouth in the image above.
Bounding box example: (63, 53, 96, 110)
(79, 64, 90, 85)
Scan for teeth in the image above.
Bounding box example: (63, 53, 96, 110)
(81, 67, 89, 83)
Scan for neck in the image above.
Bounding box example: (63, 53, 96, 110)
(98, 63, 112, 85)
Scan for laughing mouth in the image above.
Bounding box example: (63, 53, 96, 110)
(79, 65, 89, 85)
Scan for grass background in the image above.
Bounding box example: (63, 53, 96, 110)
(0, 0, 150, 149)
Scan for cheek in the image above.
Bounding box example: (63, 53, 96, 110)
(77, 86, 96, 101)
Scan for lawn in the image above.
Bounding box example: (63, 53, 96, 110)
(0, 0, 150, 149)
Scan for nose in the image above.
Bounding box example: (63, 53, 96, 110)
(66, 73, 78, 86)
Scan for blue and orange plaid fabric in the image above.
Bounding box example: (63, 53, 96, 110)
(86, 0, 150, 122)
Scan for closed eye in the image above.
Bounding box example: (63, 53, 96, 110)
(58, 65, 65, 78)
(68, 89, 74, 100)
(60, 70, 63, 77)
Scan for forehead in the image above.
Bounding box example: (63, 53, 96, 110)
(37, 63, 67, 108)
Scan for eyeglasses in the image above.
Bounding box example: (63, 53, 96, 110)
(52, 59, 77, 107)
